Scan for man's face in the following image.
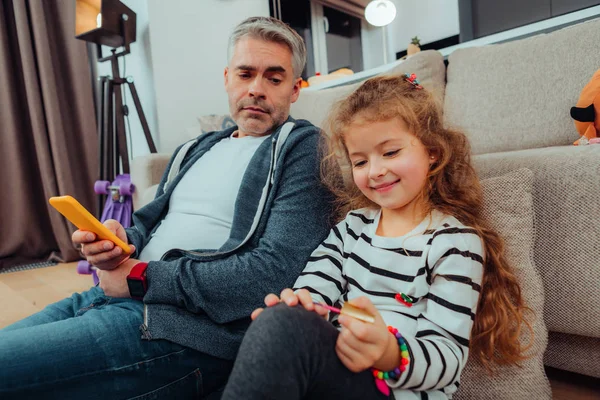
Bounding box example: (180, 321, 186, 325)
(224, 37, 302, 138)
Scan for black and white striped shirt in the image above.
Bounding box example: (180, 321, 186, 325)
(293, 208, 484, 399)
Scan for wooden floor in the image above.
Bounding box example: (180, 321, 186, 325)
(0, 262, 92, 328)
(1, 263, 599, 399)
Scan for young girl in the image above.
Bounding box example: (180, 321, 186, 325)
(221, 74, 530, 400)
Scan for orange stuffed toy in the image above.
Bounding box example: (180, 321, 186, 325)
(571, 69, 600, 145)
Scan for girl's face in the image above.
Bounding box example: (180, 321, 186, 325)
(345, 118, 434, 217)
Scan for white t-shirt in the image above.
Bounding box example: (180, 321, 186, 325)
(139, 133, 269, 262)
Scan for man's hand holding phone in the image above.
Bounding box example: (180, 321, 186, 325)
(72, 219, 135, 270)
(48, 195, 136, 271)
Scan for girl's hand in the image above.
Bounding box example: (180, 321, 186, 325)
(335, 297, 400, 373)
(250, 288, 329, 320)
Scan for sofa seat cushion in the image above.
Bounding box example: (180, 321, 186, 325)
(456, 168, 550, 400)
(544, 332, 600, 378)
(444, 18, 600, 155)
(473, 144, 600, 338)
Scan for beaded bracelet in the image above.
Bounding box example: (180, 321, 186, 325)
(371, 326, 410, 396)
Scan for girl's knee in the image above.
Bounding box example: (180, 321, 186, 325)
(252, 304, 322, 335)
(256, 303, 304, 323)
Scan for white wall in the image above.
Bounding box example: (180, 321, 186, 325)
(96, 0, 159, 158)
(361, 21, 385, 70)
(387, 0, 459, 57)
(147, 0, 269, 153)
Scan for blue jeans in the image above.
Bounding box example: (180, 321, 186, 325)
(0, 286, 233, 399)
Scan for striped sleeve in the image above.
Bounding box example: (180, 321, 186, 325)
(292, 220, 347, 306)
(389, 228, 484, 391)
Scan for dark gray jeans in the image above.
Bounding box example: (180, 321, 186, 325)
(222, 304, 392, 400)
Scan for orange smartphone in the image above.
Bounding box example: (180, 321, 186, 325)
(49, 195, 131, 254)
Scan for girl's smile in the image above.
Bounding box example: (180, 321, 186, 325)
(371, 179, 400, 193)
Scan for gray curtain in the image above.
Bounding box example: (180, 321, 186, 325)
(0, 0, 98, 268)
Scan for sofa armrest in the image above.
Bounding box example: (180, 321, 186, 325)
(130, 153, 171, 211)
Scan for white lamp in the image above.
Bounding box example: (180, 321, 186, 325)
(365, 0, 397, 64)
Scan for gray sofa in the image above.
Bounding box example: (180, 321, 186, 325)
(444, 17, 600, 381)
(131, 17, 600, 398)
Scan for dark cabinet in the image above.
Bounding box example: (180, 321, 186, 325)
(471, 0, 551, 38)
(552, 0, 600, 16)
(459, 0, 600, 41)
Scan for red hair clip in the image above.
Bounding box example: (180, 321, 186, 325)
(404, 73, 423, 90)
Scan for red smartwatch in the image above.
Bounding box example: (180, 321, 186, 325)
(127, 262, 149, 300)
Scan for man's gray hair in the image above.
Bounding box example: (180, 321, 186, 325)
(228, 16, 307, 79)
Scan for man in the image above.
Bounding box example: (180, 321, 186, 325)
(0, 17, 332, 399)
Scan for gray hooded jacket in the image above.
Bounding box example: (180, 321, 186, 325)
(126, 118, 334, 360)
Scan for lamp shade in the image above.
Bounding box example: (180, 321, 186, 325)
(365, 0, 397, 27)
(75, 0, 136, 48)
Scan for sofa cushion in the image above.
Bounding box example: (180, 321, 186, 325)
(291, 50, 446, 128)
(198, 114, 236, 134)
(473, 144, 600, 338)
(444, 17, 600, 155)
(456, 168, 551, 400)
(544, 332, 600, 378)
(291, 81, 361, 130)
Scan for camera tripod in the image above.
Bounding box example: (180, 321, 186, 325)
(95, 47, 157, 216)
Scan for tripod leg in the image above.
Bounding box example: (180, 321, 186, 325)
(127, 80, 157, 153)
(113, 82, 131, 174)
(96, 77, 108, 219)
(99, 78, 115, 218)
(106, 81, 115, 182)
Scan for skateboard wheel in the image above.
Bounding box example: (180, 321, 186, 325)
(77, 260, 93, 275)
(119, 181, 134, 196)
(94, 180, 110, 194)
